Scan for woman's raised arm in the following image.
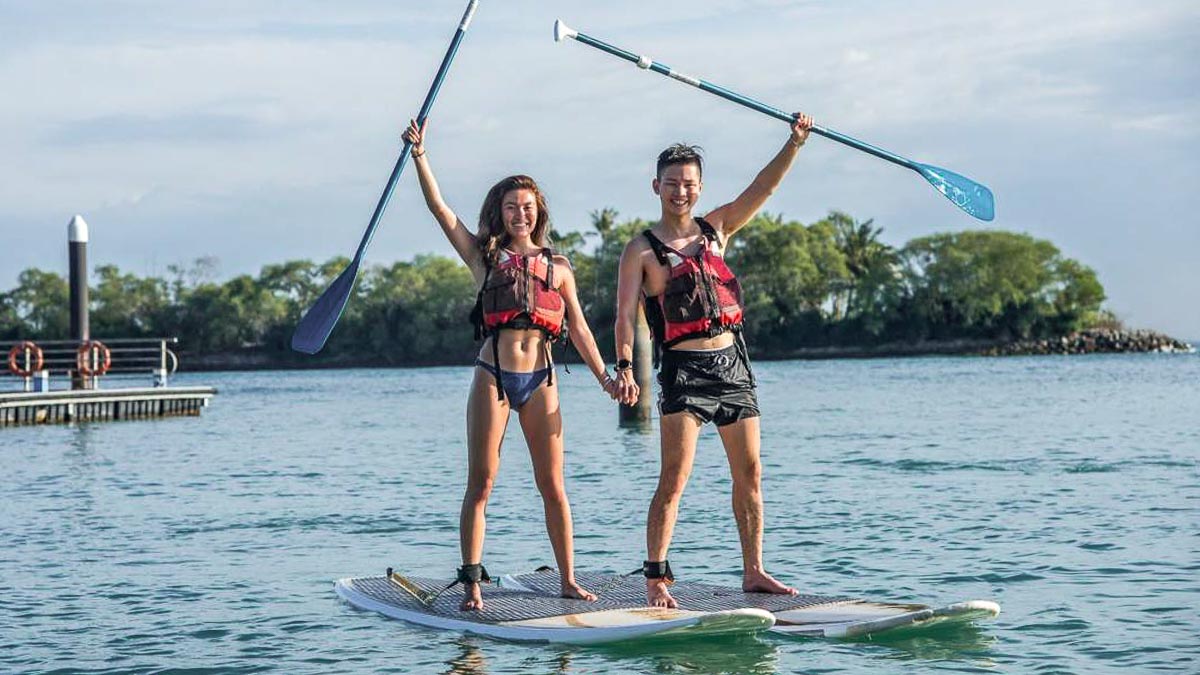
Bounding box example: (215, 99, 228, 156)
(404, 119, 482, 272)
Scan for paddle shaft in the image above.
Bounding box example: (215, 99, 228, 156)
(290, 1, 479, 353)
(568, 31, 918, 172)
(353, 0, 479, 263)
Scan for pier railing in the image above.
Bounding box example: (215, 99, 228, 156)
(3, 337, 180, 392)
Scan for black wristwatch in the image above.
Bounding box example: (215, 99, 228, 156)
(615, 359, 632, 372)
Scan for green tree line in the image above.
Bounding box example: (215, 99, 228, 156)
(0, 211, 1106, 364)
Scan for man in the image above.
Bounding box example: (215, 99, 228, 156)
(614, 113, 813, 607)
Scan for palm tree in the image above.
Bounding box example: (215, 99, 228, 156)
(828, 212, 896, 320)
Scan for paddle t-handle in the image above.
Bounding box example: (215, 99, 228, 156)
(553, 19, 994, 222)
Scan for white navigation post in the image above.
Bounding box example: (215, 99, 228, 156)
(68, 215, 90, 390)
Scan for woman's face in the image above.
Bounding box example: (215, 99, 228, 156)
(501, 188, 538, 240)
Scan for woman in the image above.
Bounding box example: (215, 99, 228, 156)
(404, 119, 636, 611)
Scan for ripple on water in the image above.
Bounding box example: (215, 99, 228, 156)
(3, 357, 1199, 673)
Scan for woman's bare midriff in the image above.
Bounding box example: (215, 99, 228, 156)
(477, 329, 552, 371)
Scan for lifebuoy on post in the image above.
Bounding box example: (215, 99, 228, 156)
(77, 340, 112, 376)
(7, 341, 43, 377)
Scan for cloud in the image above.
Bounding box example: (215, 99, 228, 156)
(47, 113, 283, 146)
(0, 0, 1197, 338)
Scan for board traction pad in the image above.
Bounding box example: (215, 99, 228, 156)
(341, 569, 853, 624)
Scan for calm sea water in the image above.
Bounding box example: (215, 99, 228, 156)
(2, 354, 1198, 674)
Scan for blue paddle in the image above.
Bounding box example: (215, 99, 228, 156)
(291, 1, 481, 354)
(554, 20, 994, 222)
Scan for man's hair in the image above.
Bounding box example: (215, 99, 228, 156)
(656, 143, 704, 179)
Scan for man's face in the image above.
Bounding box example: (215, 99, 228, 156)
(653, 163, 702, 218)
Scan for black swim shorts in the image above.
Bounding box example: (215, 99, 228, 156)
(658, 343, 759, 426)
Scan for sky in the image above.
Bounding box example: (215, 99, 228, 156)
(1, 0, 1197, 338)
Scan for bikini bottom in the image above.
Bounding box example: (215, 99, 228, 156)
(474, 359, 552, 409)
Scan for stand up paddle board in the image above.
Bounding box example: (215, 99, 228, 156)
(503, 570, 1001, 639)
(334, 572, 774, 645)
(335, 569, 999, 644)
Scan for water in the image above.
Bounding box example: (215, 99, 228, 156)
(2, 354, 1198, 673)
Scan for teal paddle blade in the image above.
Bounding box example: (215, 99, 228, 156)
(916, 163, 995, 221)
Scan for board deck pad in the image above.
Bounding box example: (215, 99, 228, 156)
(339, 571, 846, 624)
(508, 569, 854, 614)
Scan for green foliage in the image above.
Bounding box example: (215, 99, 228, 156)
(91, 265, 172, 338)
(0, 212, 1109, 362)
(8, 269, 70, 339)
(898, 230, 1104, 340)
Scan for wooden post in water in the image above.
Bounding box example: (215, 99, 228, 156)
(619, 306, 654, 427)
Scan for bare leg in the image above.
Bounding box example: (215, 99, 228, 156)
(518, 382, 595, 601)
(717, 416, 796, 595)
(645, 411, 702, 608)
(460, 367, 509, 611)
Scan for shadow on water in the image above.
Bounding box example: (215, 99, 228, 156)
(444, 638, 490, 675)
(68, 423, 98, 455)
(442, 634, 780, 675)
(584, 634, 780, 674)
(837, 621, 1001, 664)
(427, 613, 1003, 674)
(617, 416, 655, 435)
(443, 638, 585, 675)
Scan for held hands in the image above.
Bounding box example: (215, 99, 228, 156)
(614, 368, 640, 406)
(599, 370, 638, 404)
(404, 118, 428, 157)
(601, 375, 619, 401)
(789, 112, 814, 148)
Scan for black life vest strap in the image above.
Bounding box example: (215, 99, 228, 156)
(473, 257, 506, 401)
(471, 262, 493, 341)
(491, 335, 504, 401)
(695, 217, 719, 244)
(542, 248, 557, 387)
(642, 229, 671, 266)
(543, 247, 554, 289)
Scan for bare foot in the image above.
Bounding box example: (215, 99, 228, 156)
(460, 582, 484, 611)
(561, 580, 597, 601)
(742, 568, 798, 595)
(646, 578, 678, 608)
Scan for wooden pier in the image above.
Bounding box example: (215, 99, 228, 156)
(0, 386, 216, 428)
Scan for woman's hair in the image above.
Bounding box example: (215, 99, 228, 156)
(476, 174, 551, 265)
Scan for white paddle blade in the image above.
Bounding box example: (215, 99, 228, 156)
(554, 20, 578, 43)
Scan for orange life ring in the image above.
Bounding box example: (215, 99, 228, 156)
(77, 340, 112, 376)
(7, 341, 43, 377)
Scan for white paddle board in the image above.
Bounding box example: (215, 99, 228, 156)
(335, 574, 773, 645)
(505, 569, 1000, 639)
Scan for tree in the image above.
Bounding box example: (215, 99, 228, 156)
(823, 211, 900, 323)
(899, 230, 1103, 340)
(0, 291, 23, 340)
(91, 264, 171, 337)
(8, 269, 69, 339)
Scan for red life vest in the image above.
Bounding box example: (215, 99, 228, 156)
(642, 219, 744, 349)
(471, 248, 565, 341)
